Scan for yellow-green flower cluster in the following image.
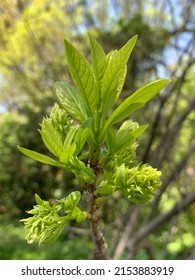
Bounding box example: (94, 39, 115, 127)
(121, 164, 162, 203)
(20, 192, 87, 245)
(20, 196, 64, 245)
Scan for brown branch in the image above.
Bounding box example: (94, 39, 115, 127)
(142, 40, 194, 164)
(112, 205, 140, 260)
(155, 98, 195, 169)
(85, 157, 109, 260)
(68, 227, 90, 235)
(87, 185, 109, 259)
(146, 144, 195, 222)
(127, 192, 195, 251)
(142, 241, 156, 260)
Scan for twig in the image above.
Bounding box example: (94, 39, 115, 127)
(113, 205, 140, 260)
(87, 183, 109, 259)
(127, 192, 195, 252)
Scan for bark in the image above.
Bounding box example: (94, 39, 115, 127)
(127, 192, 195, 252)
(113, 205, 140, 260)
(86, 182, 109, 259)
(146, 144, 195, 222)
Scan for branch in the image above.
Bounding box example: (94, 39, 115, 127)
(85, 179, 109, 260)
(127, 192, 195, 251)
(68, 227, 90, 235)
(142, 40, 194, 163)
(155, 98, 195, 168)
(146, 144, 195, 222)
(112, 205, 140, 260)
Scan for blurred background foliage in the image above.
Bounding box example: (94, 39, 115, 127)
(0, 0, 194, 260)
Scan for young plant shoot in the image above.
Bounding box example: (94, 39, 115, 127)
(18, 34, 169, 259)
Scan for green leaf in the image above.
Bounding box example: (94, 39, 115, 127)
(99, 79, 170, 142)
(64, 39, 99, 113)
(114, 123, 148, 152)
(40, 118, 63, 157)
(105, 127, 116, 151)
(54, 82, 88, 123)
(63, 126, 79, 149)
(18, 146, 64, 168)
(70, 207, 81, 218)
(79, 167, 96, 184)
(38, 130, 62, 158)
(72, 161, 96, 184)
(113, 65, 127, 105)
(35, 194, 43, 205)
(97, 180, 117, 196)
(114, 164, 127, 188)
(60, 191, 81, 213)
(60, 143, 76, 164)
(74, 127, 89, 155)
(105, 121, 148, 155)
(131, 124, 148, 138)
(100, 35, 138, 116)
(109, 79, 169, 125)
(88, 33, 107, 88)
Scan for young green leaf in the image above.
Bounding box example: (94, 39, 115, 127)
(88, 34, 108, 88)
(60, 191, 81, 213)
(64, 39, 99, 113)
(114, 65, 127, 105)
(54, 82, 88, 123)
(97, 181, 117, 196)
(100, 35, 138, 117)
(40, 118, 63, 157)
(113, 164, 127, 188)
(99, 79, 170, 142)
(38, 130, 62, 158)
(60, 143, 76, 164)
(74, 127, 89, 155)
(35, 194, 44, 205)
(88, 33, 106, 61)
(63, 126, 79, 149)
(113, 124, 148, 153)
(131, 124, 149, 138)
(18, 146, 64, 168)
(105, 128, 116, 151)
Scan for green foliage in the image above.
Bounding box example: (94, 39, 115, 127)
(19, 34, 169, 247)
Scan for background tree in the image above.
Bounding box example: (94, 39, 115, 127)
(0, 0, 194, 260)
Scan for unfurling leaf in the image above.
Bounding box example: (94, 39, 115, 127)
(59, 191, 81, 213)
